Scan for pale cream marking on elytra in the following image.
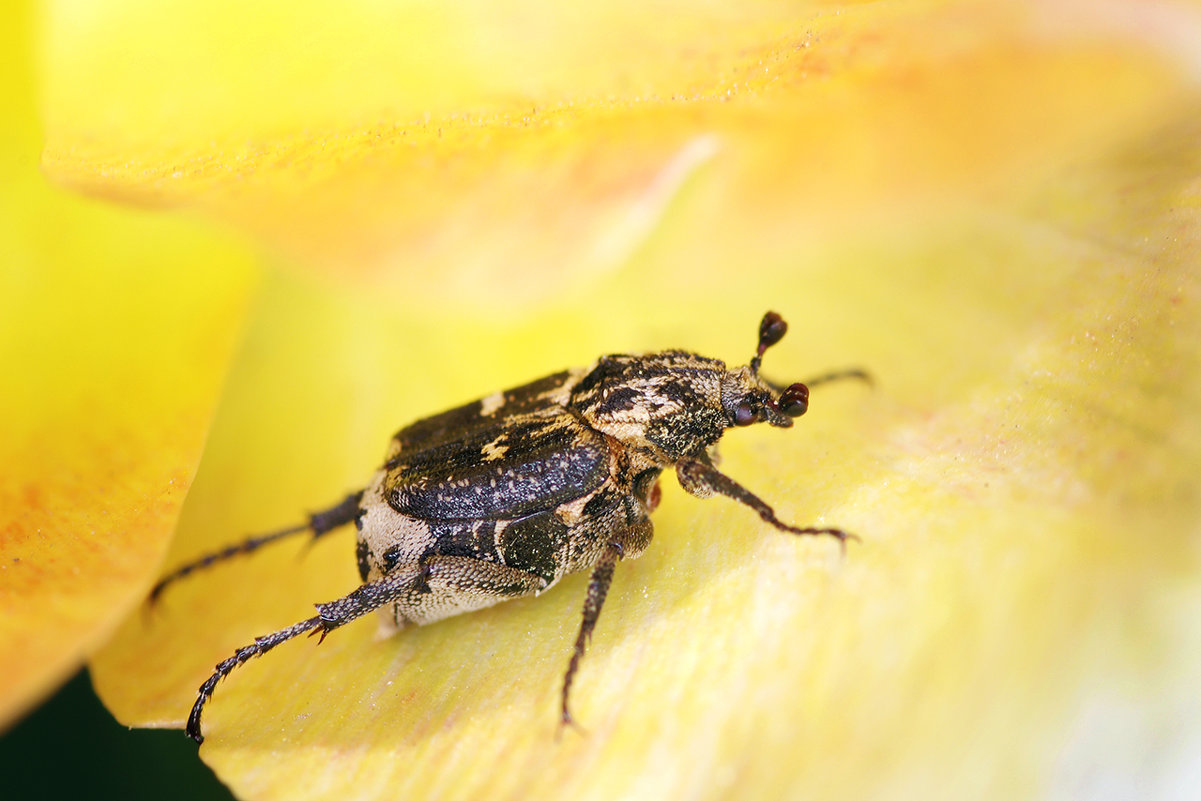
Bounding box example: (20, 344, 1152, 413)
(539, 365, 592, 407)
(480, 391, 505, 416)
(555, 486, 601, 527)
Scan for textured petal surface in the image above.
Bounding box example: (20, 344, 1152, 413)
(60, 0, 1201, 799)
(0, 8, 259, 729)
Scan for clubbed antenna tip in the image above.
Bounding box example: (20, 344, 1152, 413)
(752, 311, 788, 372)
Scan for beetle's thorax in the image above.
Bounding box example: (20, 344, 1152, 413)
(568, 350, 738, 464)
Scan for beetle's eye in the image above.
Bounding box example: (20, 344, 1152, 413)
(734, 400, 757, 426)
(778, 383, 809, 417)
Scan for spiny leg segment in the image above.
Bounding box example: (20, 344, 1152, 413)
(560, 541, 623, 732)
(186, 561, 429, 743)
(150, 491, 363, 603)
(188, 616, 322, 742)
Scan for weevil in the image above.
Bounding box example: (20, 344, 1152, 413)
(152, 311, 868, 743)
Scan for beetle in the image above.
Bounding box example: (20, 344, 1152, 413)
(151, 311, 867, 743)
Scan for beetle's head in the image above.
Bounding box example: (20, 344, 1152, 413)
(721, 312, 809, 430)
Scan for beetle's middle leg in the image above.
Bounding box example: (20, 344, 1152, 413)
(676, 457, 856, 552)
(560, 519, 653, 731)
(150, 491, 364, 603)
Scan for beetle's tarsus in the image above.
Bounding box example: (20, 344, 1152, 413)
(187, 615, 324, 743)
(187, 564, 434, 744)
(556, 708, 587, 741)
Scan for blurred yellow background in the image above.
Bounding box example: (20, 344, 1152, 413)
(3, 1, 1199, 800)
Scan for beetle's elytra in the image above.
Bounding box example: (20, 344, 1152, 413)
(152, 312, 868, 743)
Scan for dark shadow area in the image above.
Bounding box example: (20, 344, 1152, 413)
(1, 669, 235, 801)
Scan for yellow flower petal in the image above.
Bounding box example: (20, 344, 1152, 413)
(62, 1, 1201, 799)
(0, 8, 258, 728)
(43, 2, 1194, 311)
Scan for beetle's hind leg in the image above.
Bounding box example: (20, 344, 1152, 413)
(188, 556, 551, 743)
(187, 561, 431, 743)
(188, 615, 323, 743)
(560, 543, 620, 733)
(560, 519, 653, 733)
(150, 491, 363, 603)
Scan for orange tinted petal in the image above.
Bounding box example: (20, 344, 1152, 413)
(0, 8, 258, 728)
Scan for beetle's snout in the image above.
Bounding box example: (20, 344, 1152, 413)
(727, 383, 800, 429)
(752, 382, 806, 428)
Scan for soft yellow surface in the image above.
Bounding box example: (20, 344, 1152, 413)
(0, 6, 259, 729)
(28, 0, 1201, 798)
(43, 1, 1190, 310)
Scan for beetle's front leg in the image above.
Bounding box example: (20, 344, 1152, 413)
(560, 519, 652, 731)
(676, 457, 856, 552)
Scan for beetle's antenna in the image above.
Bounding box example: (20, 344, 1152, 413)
(750, 311, 788, 374)
(763, 369, 873, 395)
(750, 312, 871, 419)
(802, 368, 873, 389)
(149, 491, 363, 604)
